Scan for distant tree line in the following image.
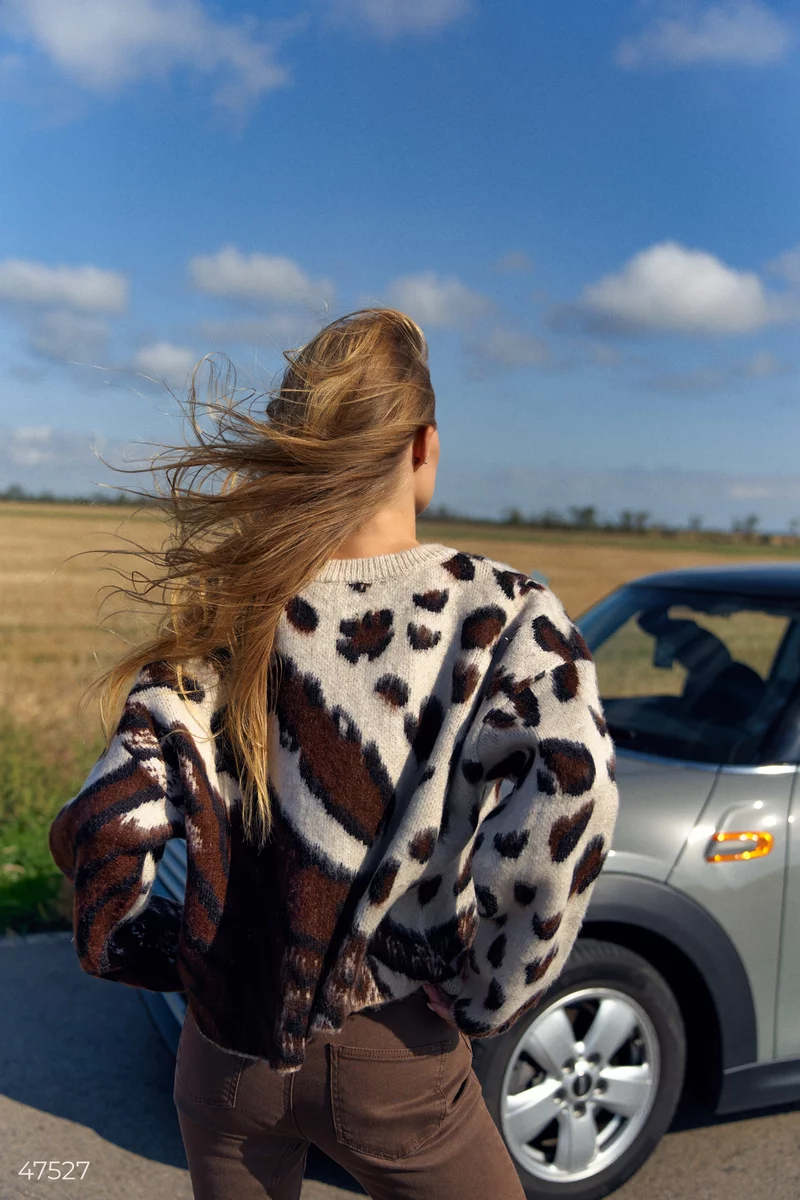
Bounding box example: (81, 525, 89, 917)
(422, 502, 800, 541)
(3, 486, 800, 541)
(0, 483, 160, 507)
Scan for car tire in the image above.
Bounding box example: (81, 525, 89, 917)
(470, 938, 686, 1200)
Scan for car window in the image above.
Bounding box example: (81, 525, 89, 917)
(579, 585, 800, 765)
(672, 607, 787, 679)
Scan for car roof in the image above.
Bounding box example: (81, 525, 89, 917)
(628, 562, 800, 599)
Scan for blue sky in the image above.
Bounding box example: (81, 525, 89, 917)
(1, 0, 799, 529)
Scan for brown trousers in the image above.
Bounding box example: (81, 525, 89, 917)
(173, 987, 527, 1200)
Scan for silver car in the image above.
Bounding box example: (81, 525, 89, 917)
(142, 562, 800, 1199)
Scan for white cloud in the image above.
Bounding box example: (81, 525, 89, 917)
(729, 482, 772, 499)
(0, 258, 128, 313)
(643, 346, 793, 391)
(0, 0, 292, 111)
(0, 425, 143, 495)
(0, 256, 127, 364)
(767, 243, 800, 286)
(189, 246, 335, 308)
(616, 1, 795, 69)
(27, 310, 109, 362)
(326, 0, 470, 39)
(0, 425, 101, 472)
(384, 270, 491, 329)
(133, 341, 198, 386)
(566, 241, 776, 336)
(5, 424, 57, 466)
(474, 325, 551, 368)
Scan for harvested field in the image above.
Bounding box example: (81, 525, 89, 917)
(1, 502, 797, 933)
(2, 503, 796, 746)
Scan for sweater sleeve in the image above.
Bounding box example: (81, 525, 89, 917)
(444, 588, 619, 1038)
(48, 662, 196, 992)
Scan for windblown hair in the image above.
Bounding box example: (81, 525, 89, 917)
(85, 307, 437, 849)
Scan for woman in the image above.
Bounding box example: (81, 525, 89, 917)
(49, 308, 619, 1200)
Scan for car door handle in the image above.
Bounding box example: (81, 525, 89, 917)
(705, 830, 774, 862)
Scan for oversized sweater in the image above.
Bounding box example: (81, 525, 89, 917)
(49, 542, 619, 1073)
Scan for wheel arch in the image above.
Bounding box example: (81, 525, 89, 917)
(579, 873, 757, 1105)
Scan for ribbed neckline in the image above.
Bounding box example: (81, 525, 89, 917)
(313, 542, 459, 583)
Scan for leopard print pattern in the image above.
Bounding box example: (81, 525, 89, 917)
(49, 546, 619, 1071)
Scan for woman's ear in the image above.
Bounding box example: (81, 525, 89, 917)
(423, 423, 438, 460)
(412, 426, 431, 465)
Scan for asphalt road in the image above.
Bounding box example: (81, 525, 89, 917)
(2, 931, 800, 1200)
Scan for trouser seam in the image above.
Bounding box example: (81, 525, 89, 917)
(286, 1068, 303, 1137)
(268, 1137, 300, 1193)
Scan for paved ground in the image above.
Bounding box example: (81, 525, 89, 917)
(2, 931, 800, 1200)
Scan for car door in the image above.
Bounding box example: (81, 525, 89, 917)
(608, 748, 718, 881)
(774, 729, 800, 1059)
(581, 582, 800, 1063)
(668, 763, 795, 1062)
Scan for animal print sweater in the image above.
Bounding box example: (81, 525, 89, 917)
(49, 542, 619, 1073)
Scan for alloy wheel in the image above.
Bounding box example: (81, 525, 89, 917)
(499, 986, 660, 1184)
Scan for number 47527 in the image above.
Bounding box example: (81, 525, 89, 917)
(19, 1162, 90, 1180)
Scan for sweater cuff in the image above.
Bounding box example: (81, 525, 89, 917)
(96, 895, 184, 992)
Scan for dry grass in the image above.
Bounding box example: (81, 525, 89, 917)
(1, 502, 796, 932)
(0, 503, 168, 755)
(2, 502, 794, 752)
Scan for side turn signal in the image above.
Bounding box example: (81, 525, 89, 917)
(705, 831, 774, 863)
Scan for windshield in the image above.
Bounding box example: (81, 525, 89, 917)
(577, 584, 800, 765)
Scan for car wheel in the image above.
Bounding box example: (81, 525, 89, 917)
(470, 938, 686, 1200)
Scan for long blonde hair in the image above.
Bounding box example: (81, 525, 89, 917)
(85, 307, 437, 849)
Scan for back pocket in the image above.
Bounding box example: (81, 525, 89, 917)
(329, 1038, 452, 1160)
(174, 1008, 248, 1109)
